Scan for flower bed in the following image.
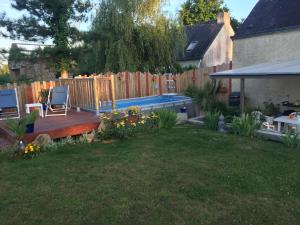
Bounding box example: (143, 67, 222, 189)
(99, 107, 159, 140)
(23, 143, 40, 159)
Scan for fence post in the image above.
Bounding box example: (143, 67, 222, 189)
(73, 79, 78, 108)
(146, 72, 150, 96)
(158, 76, 163, 95)
(93, 76, 100, 116)
(125, 71, 130, 99)
(137, 72, 141, 97)
(110, 74, 116, 110)
(192, 69, 196, 86)
(229, 61, 232, 94)
(26, 84, 34, 103)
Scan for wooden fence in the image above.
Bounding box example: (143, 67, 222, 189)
(0, 63, 231, 114)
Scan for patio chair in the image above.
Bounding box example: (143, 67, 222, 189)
(0, 88, 20, 120)
(262, 122, 276, 131)
(45, 86, 70, 117)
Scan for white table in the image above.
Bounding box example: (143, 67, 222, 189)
(274, 116, 300, 132)
(25, 103, 44, 118)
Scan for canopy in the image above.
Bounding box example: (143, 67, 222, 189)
(210, 60, 300, 78)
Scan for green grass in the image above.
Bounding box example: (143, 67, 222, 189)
(1, 126, 300, 225)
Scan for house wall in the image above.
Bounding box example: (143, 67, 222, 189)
(232, 29, 300, 107)
(201, 26, 233, 67)
(9, 60, 56, 81)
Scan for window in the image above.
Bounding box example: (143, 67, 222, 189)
(186, 41, 198, 52)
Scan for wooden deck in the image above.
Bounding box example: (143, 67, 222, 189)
(0, 110, 99, 143)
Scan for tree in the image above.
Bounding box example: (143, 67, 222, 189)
(179, 0, 227, 25)
(0, 0, 91, 77)
(76, 0, 184, 74)
(0, 64, 9, 75)
(179, 0, 243, 31)
(230, 17, 244, 32)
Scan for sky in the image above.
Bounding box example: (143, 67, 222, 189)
(0, 0, 259, 51)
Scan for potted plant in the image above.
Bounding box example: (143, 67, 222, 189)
(263, 101, 280, 124)
(180, 106, 187, 113)
(127, 106, 140, 123)
(217, 80, 228, 94)
(24, 111, 38, 133)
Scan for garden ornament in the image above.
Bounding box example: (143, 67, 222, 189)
(218, 114, 226, 133)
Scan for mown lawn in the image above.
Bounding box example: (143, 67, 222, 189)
(1, 125, 300, 225)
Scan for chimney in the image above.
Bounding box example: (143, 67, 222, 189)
(217, 12, 231, 26)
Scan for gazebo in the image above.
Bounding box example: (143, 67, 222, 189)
(210, 60, 300, 112)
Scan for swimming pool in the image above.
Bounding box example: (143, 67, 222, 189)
(99, 94, 192, 112)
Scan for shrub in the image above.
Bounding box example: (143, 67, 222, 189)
(99, 109, 159, 140)
(282, 131, 300, 149)
(204, 111, 220, 131)
(157, 109, 177, 129)
(263, 101, 280, 117)
(231, 113, 261, 137)
(41, 140, 60, 152)
(185, 83, 227, 114)
(0, 74, 11, 85)
(5, 119, 27, 141)
(5, 111, 38, 141)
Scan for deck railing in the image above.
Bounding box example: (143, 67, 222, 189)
(0, 63, 231, 114)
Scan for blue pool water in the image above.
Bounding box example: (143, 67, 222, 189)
(100, 94, 192, 112)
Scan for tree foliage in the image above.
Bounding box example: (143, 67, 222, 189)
(179, 0, 242, 31)
(179, 0, 227, 25)
(75, 0, 184, 74)
(0, 0, 91, 72)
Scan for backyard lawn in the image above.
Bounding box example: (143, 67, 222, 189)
(1, 125, 300, 225)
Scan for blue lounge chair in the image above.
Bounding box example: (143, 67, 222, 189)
(0, 88, 20, 120)
(45, 86, 70, 117)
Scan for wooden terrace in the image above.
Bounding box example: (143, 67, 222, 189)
(0, 110, 99, 143)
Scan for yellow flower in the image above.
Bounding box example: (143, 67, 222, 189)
(131, 123, 136, 127)
(141, 120, 145, 124)
(117, 123, 121, 128)
(24, 150, 28, 154)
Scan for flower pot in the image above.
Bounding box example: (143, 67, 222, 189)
(128, 115, 138, 123)
(26, 123, 35, 134)
(42, 103, 47, 110)
(180, 107, 187, 113)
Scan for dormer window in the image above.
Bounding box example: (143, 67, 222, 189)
(186, 41, 198, 52)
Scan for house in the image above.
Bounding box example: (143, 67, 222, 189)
(227, 0, 300, 108)
(8, 43, 56, 81)
(178, 12, 234, 68)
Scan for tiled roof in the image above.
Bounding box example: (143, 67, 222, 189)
(235, 0, 300, 39)
(179, 21, 223, 61)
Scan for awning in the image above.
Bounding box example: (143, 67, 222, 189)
(210, 60, 300, 78)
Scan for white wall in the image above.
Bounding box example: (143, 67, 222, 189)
(201, 26, 233, 67)
(232, 29, 300, 107)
